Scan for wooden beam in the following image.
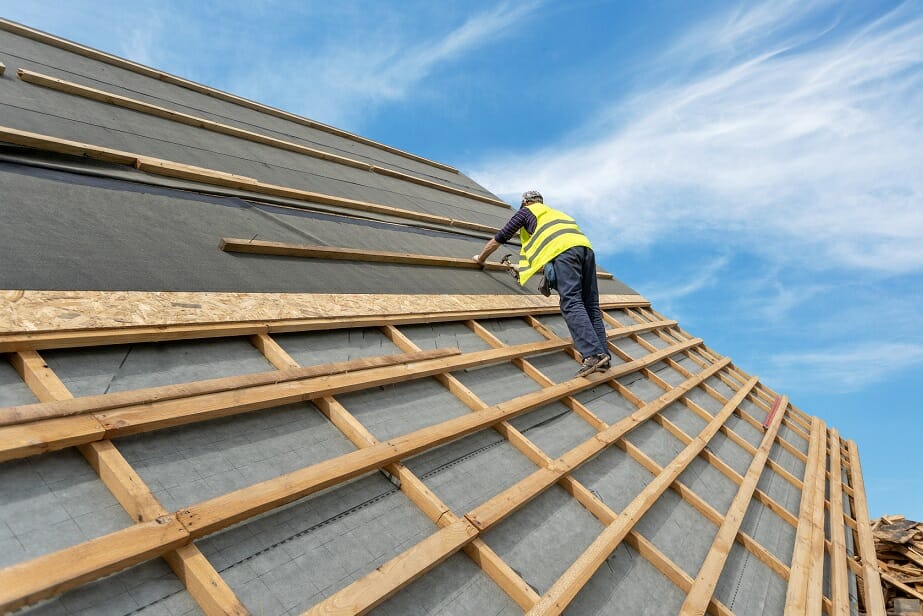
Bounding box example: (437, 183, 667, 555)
(559, 480, 734, 616)
(9, 352, 249, 615)
(525, 373, 756, 616)
(303, 519, 479, 615)
(220, 238, 616, 280)
(0, 19, 458, 173)
(827, 429, 850, 616)
(1, 348, 458, 426)
(784, 417, 826, 614)
(847, 439, 887, 615)
(0, 334, 672, 462)
(0, 339, 694, 610)
(17, 69, 508, 208)
(0, 125, 501, 237)
(0, 516, 190, 613)
(679, 395, 788, 615)
(0, 289, 646, 350)
(179, 340, 700, 537)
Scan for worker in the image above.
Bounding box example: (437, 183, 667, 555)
(474, 190, 610, 377)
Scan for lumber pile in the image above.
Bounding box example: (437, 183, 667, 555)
(873, 515, 923, 614)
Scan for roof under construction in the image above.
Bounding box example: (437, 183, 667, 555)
(0, 18, 888, 616)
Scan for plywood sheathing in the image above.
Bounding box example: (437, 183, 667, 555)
(0, 291, 640, 332)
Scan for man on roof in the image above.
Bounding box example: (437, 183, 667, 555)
(474, 190, 611, 377)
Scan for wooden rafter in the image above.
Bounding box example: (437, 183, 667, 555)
(8, 351, 249, 615)
(848, 439, 887, 614)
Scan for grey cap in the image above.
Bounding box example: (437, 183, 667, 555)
(521, 190, 543, 203)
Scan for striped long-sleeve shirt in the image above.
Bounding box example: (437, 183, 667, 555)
(494, 206, 537, 244)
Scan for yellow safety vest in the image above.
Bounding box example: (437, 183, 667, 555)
(517, 203, 592, 285)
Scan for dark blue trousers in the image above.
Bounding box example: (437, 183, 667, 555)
(551, 246, 608, 360)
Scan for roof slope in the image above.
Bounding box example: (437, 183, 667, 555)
(0, 19, 885, 616)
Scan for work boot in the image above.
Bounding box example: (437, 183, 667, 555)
(575, 355, 603, 377)
(595, 354, 611, 372)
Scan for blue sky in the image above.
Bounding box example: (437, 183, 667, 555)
(2, 0, 921, 518)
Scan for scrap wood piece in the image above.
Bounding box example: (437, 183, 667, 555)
(0, 347, 459, 426)
(874, 518, 921, 545)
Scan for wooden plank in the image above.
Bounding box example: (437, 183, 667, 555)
(16, 69, 507, 207)
(0, 18, 458, 172)
(848, 439, 887, 615)
(0, 335, 647, 462)
(221, 238, 511, 270)
(0, 125, 497, 237)
(0, 414, 106, 462)
(376, 325, 542, 609)
(1, 348, 457, 426)
(178, 340, 700, 537)
(679, 395, 788, 615)
(162, 545, 250, 616)
(0, 288, 646, 348)
(784, 416, 825, 614)
(0, 516, 190, 613)
(302, 518, 479, 615)
(11, 352, 249, 615)
(525, 373, 757, 616)
(559, 478, 736, 616)
(220, 238, 616, 280)
(827, 429, 850, 616)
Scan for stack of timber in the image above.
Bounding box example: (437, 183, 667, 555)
(873, 515, 923, 615)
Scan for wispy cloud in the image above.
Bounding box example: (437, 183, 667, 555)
(233, 1, 542, 127)
(470, 0, 923, 274)
(768, 342, 923, 392)
(641, 254, 730, 303)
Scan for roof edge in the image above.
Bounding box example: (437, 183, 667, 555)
(0, 18, 461, 175)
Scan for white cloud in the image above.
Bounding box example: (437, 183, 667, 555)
(470, 1, 923, 273)
(768, 342, 923, 391)
(234, 1, 542, 127)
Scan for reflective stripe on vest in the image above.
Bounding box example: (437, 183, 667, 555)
(516, 203, 592, 285)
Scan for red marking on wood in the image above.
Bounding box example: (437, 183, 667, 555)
(763, 396, 784, 430)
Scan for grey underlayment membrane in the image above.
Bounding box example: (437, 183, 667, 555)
(0, 18, 868, 616)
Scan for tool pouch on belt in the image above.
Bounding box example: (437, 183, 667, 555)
(538, 262, 557, 297)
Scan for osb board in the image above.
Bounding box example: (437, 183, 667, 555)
(0, 291, 646, 333)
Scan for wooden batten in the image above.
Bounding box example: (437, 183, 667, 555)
(219, 238, 615, 279)
(0, 125, 501, 237)
(17, 68, 510, 208)
(0, 19, 458, 173)
(679, 393, 787, 615)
